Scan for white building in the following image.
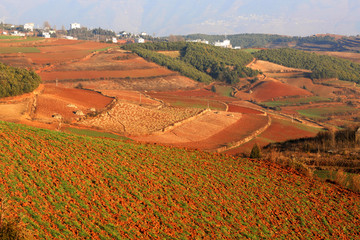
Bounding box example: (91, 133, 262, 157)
(43, 32, 51, 38)
(24, 23, 34, 32)
(214, 39, 232, 48)
(135, 38, 145, 43)
(187, 39, 209, 44)
(112, 37, 118, 43)
(70, 23, 81, 30)
(140, 32, 147, 36)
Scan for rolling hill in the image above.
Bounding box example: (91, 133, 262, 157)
(0, 121, 359, 239)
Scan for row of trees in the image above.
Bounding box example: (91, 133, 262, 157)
(123, 42, 258, 84)
(253, 48, 360, 82)
(126, 46, 213, 83)
(0, 63, 41, 98)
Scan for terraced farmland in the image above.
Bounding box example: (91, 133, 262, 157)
(0, 121, 359, 239)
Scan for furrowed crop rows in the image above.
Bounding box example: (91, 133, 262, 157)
(0, 121, 359, 239)
(80, 102, 202, 135)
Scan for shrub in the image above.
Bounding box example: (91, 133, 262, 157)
(250, 143, 261, 158)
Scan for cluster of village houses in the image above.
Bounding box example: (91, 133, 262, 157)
(1, 22, 148, 43)
(2, 22, 239, 48)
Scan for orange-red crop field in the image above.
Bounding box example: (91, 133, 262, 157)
(251, 79, 312, 102)
(0, 121, 359, 239)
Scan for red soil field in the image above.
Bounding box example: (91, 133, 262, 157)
(228, 104, 263, 114)
(39, 68, 175, 81)
(34, 85, 113, 121)
(225, 115, 319, 155)
(134, 112, 269, 152)
(251, 79, 312, 102)
(98, 90, 160, 105)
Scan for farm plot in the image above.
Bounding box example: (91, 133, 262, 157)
(134, 111, 269, 152)
(250, 79, 312, 102)
(79, 101, 202, 135)
(0, 121, 359, 239)
(148, 90, 228, 111)
(225, 115, 320, 155)
(34, 85, 113, 122)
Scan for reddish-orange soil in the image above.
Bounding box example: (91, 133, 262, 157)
(251, 79, 312, 101)
(34, 85, 113, 122)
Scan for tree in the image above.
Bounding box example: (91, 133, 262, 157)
(250, 143, 261, 158)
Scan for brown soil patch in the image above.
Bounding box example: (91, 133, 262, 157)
(314, 51, 360, 64)
(251, 79, 312, 102)
(134, 111, 269, 151)
(57, 75, 200, 92)
(0, 102, 30, 122)
(39, 68, 175, 82)
(79, 101, 202, 135)
(249, 60, 311, 73)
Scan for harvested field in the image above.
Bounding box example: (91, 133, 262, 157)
(225, 115, 320, 154)
(39, 68, 175, 82)
(34, 85, 113, 122)
(58, 75, 200, 92)
(98, 90, 161, 105)
(314, 51, 360, 64)
(228, 103, 263, 114)
(134, 111, 269, 152)
(147, 91, 227, 111)
(251, 79, 312, 102)
(248, 60, 311, 73)
(0, 102, 30, 122)
(79, 101, 202, 135)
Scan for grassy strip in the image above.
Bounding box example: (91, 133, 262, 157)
(0, 47, 40, 53)
(262, 96, 332, 108)
(65, 128, 131, 141)
(297, 106, 357, 120)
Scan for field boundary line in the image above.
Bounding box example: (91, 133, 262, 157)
(213, 112, 272, 153)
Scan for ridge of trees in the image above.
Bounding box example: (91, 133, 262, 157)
(122, 42, 258, 84)
(0, 63, 41, 98)
(184, 34, 353, 50)
(253, 48, 360, 82)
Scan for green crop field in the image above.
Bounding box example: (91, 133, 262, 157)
(0, 47, 40, 53)
(65, 127, 131, 141)
(0, 121, 359, 239)
(262, 96, 332, 108)
(297, 106, 358, 120)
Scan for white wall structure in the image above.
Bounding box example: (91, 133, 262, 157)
(70, 23, 81, 30)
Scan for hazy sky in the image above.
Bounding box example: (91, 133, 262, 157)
(1, 0, 359, 36)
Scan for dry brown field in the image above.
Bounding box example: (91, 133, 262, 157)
(314, 51, 360, 63)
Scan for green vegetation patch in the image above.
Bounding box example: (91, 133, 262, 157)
(211, 85, 233, 98)
(0, 47, 40, 54)
(0, 36, 22, 40)
(297, 106, 357, 120)
(123, 42, 258, 85)
(253, 48, 360, 83)
(66, 128, 131, 141)
(262, 96, 332, 108)
(0, 62, 41, 98)
(0, 121, 359, 239)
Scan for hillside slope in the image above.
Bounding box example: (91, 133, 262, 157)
(0, 121, 359, 239)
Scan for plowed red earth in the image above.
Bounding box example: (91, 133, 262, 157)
(34, 85, 113, 121)
(40, 68, 175, 81)
(134, 112, 268, 151)
(251, 80, 312, 102)
(224, 115, 319, 154)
